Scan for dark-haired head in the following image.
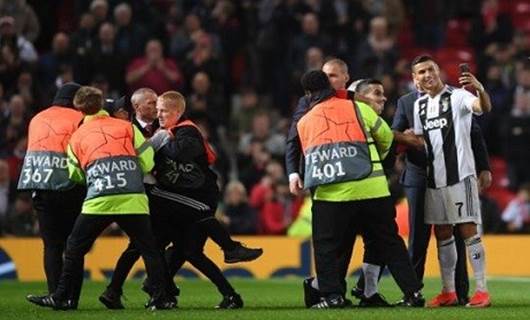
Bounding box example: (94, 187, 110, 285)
(411, 54, 438, 73)
(301, 70, 331, 95)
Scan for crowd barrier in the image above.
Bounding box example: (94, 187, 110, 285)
(0, 236, 528, 281)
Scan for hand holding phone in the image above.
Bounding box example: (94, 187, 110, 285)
(459, 63, 470, 74)
(458, 63, 471, 87)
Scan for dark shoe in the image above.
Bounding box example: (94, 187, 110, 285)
(394, 291, 426, 307)
(359, 293, 393, 308)
(99, 288, 124, 310)
(26, 294, 76, 310)
(311, 295, 347, 309)
(145, 296, 177, 311)
(224, 242, 263, 263)
(303, 277, 320, 308)
(142, 281, 180, 298)
(351, 287, 364, 300)
(458, 296, 469, 306)
(216, 293, 243, 309)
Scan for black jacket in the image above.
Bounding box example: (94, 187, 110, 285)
(153, 123, 219, 207)
(285, 88, 335, 177)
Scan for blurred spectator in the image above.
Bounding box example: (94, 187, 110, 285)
(238, 140, 270, 191)
(490, 43, 517, 89)
(289, 12, 331, 74)
(126, 39, 182, 94)
(0, 41, 23, 92)
(38, 32, 74, 89)
(90, 22, 126, 96)
(480, 63, 512, 154)
(512, 30, 530, 61)
(70, 13, 96, 85)
(2, 94, 29, 153)
(502, 183, 530, 233)
(249, 160, 290, 235)
(501, 63, 530, 189)
(511, 64, 530, 117)
(219, 180, 257, 235)
(113, 2, 148, 59)
(4, 192, 37, 236)
(230, 87, 261, 137)
(71, 12, 96, 56)
(469, 0, 513, 54)
(0, 159, 9, 234)
(291, 46, 324, 96)
(10, 70, 41, 111)
(181, 29, 224, 92)
(409, 0, 447, 49)
(353, 16, 398, 78)
(0, 0, 40, 43)
(187, 71, 225, 126)
(89, 0, 109, 29)
(0, 15, 37, 63)
(257, 179, 291, 235)
(238, 111, 286, 159)
(167, 11, 200, 61)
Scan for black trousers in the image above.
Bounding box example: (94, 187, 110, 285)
(109, 190, 232, 295)
(53, 214, 167, 303)
(32, 185, 85, 293)
(312, 197, 421, 297)
(163, 222, 235, 296)
(405, 185, 469, 301)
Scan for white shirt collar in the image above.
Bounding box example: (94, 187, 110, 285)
(135, 116, 153, 129)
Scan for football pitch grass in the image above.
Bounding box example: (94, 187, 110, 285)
(1, 277, 529, 319)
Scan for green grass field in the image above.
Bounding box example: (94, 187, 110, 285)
(1, 277, 529, 319)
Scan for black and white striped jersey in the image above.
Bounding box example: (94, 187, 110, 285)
(413, 85, 480, 188)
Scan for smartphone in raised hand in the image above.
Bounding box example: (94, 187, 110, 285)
(459, 63, 470, 86)
(459, 63, 470, 74)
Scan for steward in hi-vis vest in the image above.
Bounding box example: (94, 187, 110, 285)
(293, 70, 422, 309)
(18, 83, 86, 296)
(25, 86, 176, 311)
(18, 90, 84, 191)
(297, 96, 372, 189)
(67, 109, 154, 214)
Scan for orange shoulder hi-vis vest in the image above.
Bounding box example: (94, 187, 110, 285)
(171, 119, 217, 165)
(18, 106, 84, 190)
(296, 96, 372, 188)
(69, 116, 145, 200)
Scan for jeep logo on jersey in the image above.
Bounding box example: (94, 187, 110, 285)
(423, 117, 448, 130)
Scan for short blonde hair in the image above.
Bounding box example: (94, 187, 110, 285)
(159, 91, 186, 114)
(73, 86, 103, 115)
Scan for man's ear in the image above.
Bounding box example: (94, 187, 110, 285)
(344, 73, 350, 83)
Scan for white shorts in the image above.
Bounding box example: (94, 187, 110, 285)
(424, 176, 482, 225)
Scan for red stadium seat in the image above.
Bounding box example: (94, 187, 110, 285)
(435, 48, 476, 85)
(514, 1, 530, 14)
(446, 19, 471, 47)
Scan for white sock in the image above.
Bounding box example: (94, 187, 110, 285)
(311, 277, 319, 290)
(362, 263, 380, 297)
(437, 236, 457, 293)
(465, 234, 487, 292)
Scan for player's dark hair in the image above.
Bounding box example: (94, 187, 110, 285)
(301, 70, 331, 94)
(411, 55, 441, 75)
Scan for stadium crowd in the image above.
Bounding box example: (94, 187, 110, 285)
(0, 0, 529, 237)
